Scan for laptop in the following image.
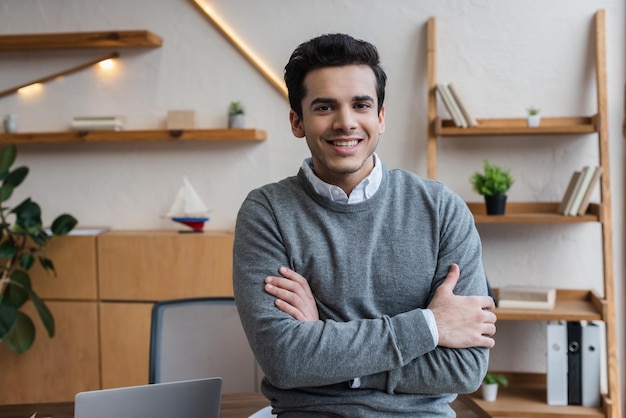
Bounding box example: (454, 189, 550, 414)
(74, 377, 222, 418)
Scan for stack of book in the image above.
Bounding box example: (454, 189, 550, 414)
(435, 83, 478, 128)
(497, 286, 556, 310)
(558, 165, 603, 216)
(70, 116, 125, 131)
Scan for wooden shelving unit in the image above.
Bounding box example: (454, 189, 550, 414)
(0, 129, 267, 144)
(0, 30, 162, 51)
(426, 10, 619, 418)
(461, 373, 606, 418)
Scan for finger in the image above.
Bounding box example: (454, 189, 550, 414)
(279, 267, 315, 299)
(274, 298, 305, 321)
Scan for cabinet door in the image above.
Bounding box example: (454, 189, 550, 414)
(0, 301, 100, 403)
(99, 302, 153, 389)
(97, 231, 234, 300)
(28, 235, 98, 300)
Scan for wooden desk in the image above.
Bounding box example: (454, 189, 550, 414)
(0, 393, 485, 418)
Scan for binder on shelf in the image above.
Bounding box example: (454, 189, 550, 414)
(546, 320, 568, 406)
(581, 320, 603, 407)
(447, 83, 478, 127)
(435, 83, 467, 128)
(567, 321, 582, 405)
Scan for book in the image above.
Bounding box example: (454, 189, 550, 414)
(576, 166, 603, 216)
(71, 116, 125, 131)
(561, 168, 588, 216)
(557, 171, 581, 215)
(497, 286, 556, 310)
(435, 84, 467, 127)
(567, 166, 595, 216)
(447, 83, 478, 127)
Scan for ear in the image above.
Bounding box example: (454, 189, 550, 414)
(378, 105, 386, 134)
(289, 110, 305, 138)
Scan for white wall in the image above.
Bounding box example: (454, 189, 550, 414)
(1, 0, 624, 410)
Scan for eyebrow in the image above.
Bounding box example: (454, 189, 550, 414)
(309, 95, 375, 108)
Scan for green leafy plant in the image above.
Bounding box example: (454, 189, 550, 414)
(527, 107, 540, 116)
(0, 144, 77, 353)
(483, 372, 508, 387)
(470, 159, 514, 196)
(228, 101, 245, 115)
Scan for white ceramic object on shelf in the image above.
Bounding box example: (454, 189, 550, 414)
(3, 114, 17, 133)
(482, 382, 499, 402)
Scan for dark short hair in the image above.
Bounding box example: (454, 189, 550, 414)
(284, 33, 387, 119)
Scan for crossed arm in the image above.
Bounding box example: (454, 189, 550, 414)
(264, 263, 496, 349)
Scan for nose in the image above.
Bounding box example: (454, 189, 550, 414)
(332, 107, 357, 131)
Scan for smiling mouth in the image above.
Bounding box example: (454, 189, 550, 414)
(330, 139, 359, 147)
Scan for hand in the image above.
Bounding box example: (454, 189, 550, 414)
(264, 266, 319, 322)
(428, 264, 497, 348)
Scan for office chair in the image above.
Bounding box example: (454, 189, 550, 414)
(149, 297, 275, 417)
(149, 297, 256, 389)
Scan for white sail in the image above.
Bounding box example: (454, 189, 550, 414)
(166, 176, 209, 218)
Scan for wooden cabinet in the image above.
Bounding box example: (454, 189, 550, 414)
(0, 230, 239, 403)
(427, 10, 619, 418)
(98, 230, 235, 301)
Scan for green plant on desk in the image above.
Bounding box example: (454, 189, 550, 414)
(0, 144, 77, 354)
(483, 372, 508, 387)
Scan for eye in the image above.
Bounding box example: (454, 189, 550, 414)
(314, 104, 334, 112)
(354, 102, 373, 110)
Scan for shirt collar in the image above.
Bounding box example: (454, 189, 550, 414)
(301, 153, 383, 204)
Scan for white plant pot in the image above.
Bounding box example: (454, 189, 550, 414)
(527, 114, 541, 127)
(481, 382, 499, 402)
(228, 114, 245, 129)
(3, 114, 17, 133)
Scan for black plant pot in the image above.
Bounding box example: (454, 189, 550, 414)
(484, 194, 507, 215)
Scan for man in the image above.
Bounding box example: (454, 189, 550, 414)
(233, 33, 496, 417)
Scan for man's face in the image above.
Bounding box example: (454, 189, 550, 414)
(289, 65, 385, 194)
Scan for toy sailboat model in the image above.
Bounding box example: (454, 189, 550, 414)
(166, 176, 210, 232)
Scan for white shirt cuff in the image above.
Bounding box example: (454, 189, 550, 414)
(422, 308, 439, 346)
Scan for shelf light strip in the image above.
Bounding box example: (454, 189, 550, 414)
(191, 0, 288, 100)
(0, 52, 119, 99)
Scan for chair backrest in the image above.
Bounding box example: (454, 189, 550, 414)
(149, 297, 259, 394)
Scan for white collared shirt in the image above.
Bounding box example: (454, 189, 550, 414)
(301, 153, 383, 204)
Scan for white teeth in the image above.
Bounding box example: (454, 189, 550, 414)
(332, 140, 358, 147)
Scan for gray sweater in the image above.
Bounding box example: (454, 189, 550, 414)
(233, 166, 489, 417)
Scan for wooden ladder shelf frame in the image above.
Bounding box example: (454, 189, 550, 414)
(426, 10, 620, 418)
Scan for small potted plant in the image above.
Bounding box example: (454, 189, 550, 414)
(527, 107, 541, 127)
(228, 101, 245, 129)
(470, 159, 514, 215)
(482, 372, 508, 401)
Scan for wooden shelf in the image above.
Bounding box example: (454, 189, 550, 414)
(435, 116, 597, 136)
(0, 30, 162, 51)
(427, 11, 619, 417)
(0, 129, 267, 144)
(467, 202, 601, 224)
(494, 289, 605, 321)
(461, 373, 607, 417)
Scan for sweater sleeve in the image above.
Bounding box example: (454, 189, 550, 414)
(233, 193, 439, 389)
